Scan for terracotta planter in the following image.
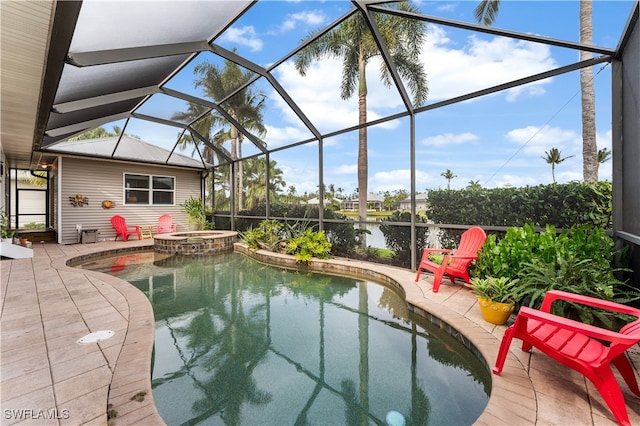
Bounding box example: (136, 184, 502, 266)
(478, 297, 515, 325)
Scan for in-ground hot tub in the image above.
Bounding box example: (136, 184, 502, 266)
(153, 230, 238, 255)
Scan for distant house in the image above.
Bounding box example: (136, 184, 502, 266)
(306, 197, 342, 208)
(398, 192, 428, 211)
(341, 193, 384, 211)
(45, 136, 207, 244)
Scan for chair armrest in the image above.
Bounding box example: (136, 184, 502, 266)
(518, 306, 639, 345)
(540, 290, 640, 318)
(420, 248, 453, 262)
(423, 248, 453, 255)
(445, 254, 478, 260)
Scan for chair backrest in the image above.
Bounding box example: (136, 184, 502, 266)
(158, 214, 173, 226)
(110, 215, 126, 230)
(448, 226, 486, 270)
(157, 214, 175, 233)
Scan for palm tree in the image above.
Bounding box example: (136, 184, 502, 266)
(243, 157, 285, 209)
(441, 169, 457, 189)
(174, 56, 266, 210)
(467, 180, 482, 191)
(475, 0, 598, 182)
(542, 147, 574, 183)
(294, 1, 428, 246)
(597, 147, 611, 164)
(68, 125, 121, 141)
(172, 102, 220, 165)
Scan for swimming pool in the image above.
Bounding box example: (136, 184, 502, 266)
(85, 251, 490, 425)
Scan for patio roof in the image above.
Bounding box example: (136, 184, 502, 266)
(1, 0, 635, 172)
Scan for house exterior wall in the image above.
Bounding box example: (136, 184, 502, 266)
(59, 156, 201, 244)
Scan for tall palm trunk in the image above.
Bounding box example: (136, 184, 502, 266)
(230, 129, 238, 210)
(580, 0, 598, 182)
(238, 132, 244, 211)
(230, 122, 244, 211)
(358, 52, 368, 248)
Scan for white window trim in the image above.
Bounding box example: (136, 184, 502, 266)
(123, 173, 175, 206)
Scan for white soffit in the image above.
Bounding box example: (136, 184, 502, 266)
(0, 0, 54, 167)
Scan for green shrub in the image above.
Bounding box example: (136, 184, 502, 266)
(285, 228, 332, 263)
(474, 223, 636, 326)
(234, 203, 357, 256)
(378, 211, 430, 268)
(240, 219, 284, 251)
(239, 218, 332, 263)
(181, 197, 214, 230)
(428, 181, 612, 247)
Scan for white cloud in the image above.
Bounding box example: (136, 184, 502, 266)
(220, 27, 264, 52)
(494, 174, 540, 188)
(273, 58, 403, 133)
(268, 24, 561, 140)
(506, 124, 580, 156)
(421, 132, 478, 147)
(371, 169, 432, 192)
(264, 124, 313, 148)
(280, 10, 326, 32)
(422, 26, 558, 102)
(330, 164, 358, 175)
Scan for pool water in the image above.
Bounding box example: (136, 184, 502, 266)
(86, 251, 490, 425)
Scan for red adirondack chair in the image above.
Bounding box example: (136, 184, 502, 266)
(157, 214, 177, 234)
(414, 226, 486, 292)
(110, 215, 141, 242)
(493, 290, 640, 426)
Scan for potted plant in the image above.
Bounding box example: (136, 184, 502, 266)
(468, 276, 518, 325)
(1, 212, 15, 243)
(180, 197, 206, 231)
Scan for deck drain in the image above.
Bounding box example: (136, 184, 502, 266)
(77, 330, 114, 344)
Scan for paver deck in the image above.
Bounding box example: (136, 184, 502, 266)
(1, 240, 640, 425)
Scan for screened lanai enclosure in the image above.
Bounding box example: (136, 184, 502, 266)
(2, 1, 640, 275)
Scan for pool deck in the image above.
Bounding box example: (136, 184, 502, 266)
(1, 240, 640, 425)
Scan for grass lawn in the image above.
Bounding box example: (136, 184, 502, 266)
(336, 210, 427, 220)
(336, 210, 394, 219)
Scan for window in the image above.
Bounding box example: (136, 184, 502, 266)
(124, 174, 174, 205)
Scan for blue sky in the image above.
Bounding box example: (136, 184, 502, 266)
(97, 1, 637, 196)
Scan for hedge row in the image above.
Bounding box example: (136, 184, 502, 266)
(427, 181, 612, 230)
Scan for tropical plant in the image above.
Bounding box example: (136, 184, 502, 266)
(440, 169, 457, 190)
(294, 1, 428, 246)
(474, 223, 636, 326)
(379, 211, 429, 268)
(240, 219, 284, 251)
(475, 0, 599, 182)
(285, 228, 332, 263)
(1, 211, 14, 240)
(598, 147, 612, 164)
(239, 218, 332, 262)
(466, 180, 482, 191)
(468, 276, 518, 304)
(178, 54, 267, 211)
(542, 147, 574, 183)
(180, 197, 213, 230)
(243, 157, 285, 209)
(68, 125, 122, 141)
